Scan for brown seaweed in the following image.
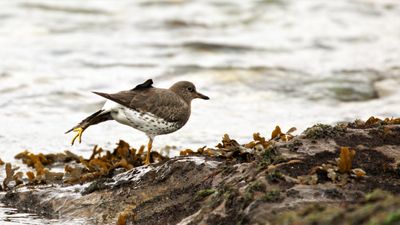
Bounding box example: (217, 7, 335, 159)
(3, 163, 21, 190)
(349, 116, 400, 129)
(337, 147, 355, 173)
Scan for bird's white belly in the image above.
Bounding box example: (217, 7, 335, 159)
(102, 100, 180, 136)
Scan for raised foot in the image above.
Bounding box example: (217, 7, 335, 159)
(71, 127, 84, 145)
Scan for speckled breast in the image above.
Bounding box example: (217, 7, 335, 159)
(111, 106, 181, 137)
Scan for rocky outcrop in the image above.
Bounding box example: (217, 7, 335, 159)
(2, 118, 400, 225)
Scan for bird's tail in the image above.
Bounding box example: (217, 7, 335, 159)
(65, 109, 112, 134)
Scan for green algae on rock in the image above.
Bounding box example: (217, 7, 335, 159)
(304, 123, 347, 139)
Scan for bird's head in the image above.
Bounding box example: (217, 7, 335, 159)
(170, 81, 210, 103)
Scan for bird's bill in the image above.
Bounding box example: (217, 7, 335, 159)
(195, 92, 210, 100)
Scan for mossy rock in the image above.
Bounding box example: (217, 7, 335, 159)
(304, 124, 346, 140)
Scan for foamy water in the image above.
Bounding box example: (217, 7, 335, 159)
(0, 0, 400, 223)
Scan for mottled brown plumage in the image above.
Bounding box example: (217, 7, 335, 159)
(67, 79, 209, 164)
(93, 87, 190, 126)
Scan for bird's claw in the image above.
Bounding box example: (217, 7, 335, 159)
(71, 127, 84, 145)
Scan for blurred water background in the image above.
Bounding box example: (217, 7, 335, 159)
(0, 0, 400, 223)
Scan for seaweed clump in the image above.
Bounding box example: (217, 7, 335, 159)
(180, 134, 254, 162)
(349, 116, 400, 129)
(14, 150, 77, 184)
(2, 163, 23, 190)
(64, 141, 167, 184)
(14, 150, 81, 167)
(5, 140, 168, 187)
(180, 126, 296, 163)
(299, 147, 366, 185)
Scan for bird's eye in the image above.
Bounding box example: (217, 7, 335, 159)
(187, 87, 194, 92)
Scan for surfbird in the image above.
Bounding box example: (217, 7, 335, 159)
(66, 79, 209, 165)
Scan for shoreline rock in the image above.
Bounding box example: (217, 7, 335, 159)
(1, 117, 400, 225)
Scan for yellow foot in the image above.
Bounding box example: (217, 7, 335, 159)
(71, 127, 84, 145)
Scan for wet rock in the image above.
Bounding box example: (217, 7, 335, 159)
(2, 157, 220, 224)
(81, 178, 113, 195)
(1, 118, 400, 224)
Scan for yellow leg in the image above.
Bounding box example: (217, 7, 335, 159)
(144, 138, 153, 165)
(71, 127, 84, 145)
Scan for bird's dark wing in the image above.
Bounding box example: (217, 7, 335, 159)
(92, 79, 154, 107)
(131, 79, 153, 91)
(92, 91, 133, 109)
(93, 89, 189, 123)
